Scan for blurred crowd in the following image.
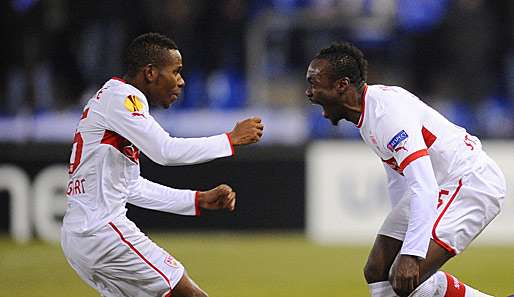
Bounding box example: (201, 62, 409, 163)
(1, 0, 513, 138)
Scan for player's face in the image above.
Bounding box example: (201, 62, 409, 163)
(150, 49, 185, 109)
(305, 59, 346, 125)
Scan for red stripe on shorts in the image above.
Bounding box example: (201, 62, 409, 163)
(109, 222, 171, 287)
(432, 179, 463, 255)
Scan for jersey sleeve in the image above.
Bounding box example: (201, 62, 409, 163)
(400, 156, 439, 258)
(104, 92, 234, 165)
(376, 114, 428, 172)
(127, 176, 200, 216)
(375, 114, 438, 258)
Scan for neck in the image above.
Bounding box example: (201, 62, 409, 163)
(122, 74, 138, 89)
(123, 74, 150, 101)
(344, 83, 366, 125)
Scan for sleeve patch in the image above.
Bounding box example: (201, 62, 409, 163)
(387, 130, 408, 152)
(124, 95, 144, 112)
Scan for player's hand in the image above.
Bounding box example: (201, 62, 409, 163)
(197, 184, 236, 211)
(229, 117, 264, 145)
(391, 255, 420, 296)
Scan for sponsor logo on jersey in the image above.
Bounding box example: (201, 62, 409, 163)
(394, 142, 408, 152)
(387, 130, 408, 152)
(123, 143, 140, 163)
(124, 95, 143, 112)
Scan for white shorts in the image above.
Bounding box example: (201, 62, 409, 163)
(61, 215, 185, 297)
(378, 152, 506, 255)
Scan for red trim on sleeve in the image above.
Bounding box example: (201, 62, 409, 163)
(421, 126, 437, 148)
(432, 180, 462, 255)
(399, 149, 429, 171)
(108, 222, 171, 286)
(195, 191, 201, 216)
(111, 76, 126, 83)
(225, 132, 235, 155)
(356, 84, 368, 128)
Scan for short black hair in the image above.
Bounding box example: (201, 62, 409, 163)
(124, 33, 178, 77)
(315, 42, 368, 87)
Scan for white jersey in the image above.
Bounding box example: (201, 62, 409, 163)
(358, 84, 484, 257)
(358, 84, 481, 184)
(63, 78, 234, 234)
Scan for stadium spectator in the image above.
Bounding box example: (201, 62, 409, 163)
(305, 42, 505, 297)
(61, 33, 264, 297)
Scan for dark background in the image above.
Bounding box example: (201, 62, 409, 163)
(0, 144, 306, 232)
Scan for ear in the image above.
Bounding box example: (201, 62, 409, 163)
(142, 64, 158, 83)
(335, 77, 350, 93)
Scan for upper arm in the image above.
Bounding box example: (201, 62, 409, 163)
(104, 92, 233, 166)
(104, 93, 168, 161)
(376, 114, 429, 173)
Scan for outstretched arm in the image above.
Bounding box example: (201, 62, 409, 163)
(105, 92, 263, 166)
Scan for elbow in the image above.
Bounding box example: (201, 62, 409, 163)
(145, 153, 168, 166)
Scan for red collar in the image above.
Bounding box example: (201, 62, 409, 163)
(111, 77, 126, 83)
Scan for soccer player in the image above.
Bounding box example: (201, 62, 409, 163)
(61, 33, 264, 297)
(305, 42, 506, 297)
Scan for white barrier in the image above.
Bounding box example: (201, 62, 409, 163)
(0, 165, 67, 243)
(0, 166, 31, 243)
(306, 141, 514, 245)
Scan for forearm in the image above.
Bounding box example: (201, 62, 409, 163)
(400, 156, 439, 258)
(156, 133, 233, 166)
(128, 177, 200, 216)
(106, 103, 233, 166)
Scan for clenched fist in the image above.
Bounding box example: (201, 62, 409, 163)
(229, 117, 264, 145)
(197, 184, 236, 211)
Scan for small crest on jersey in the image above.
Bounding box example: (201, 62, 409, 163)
(164, 255, 179, 267)
(124, 95, 143, 112)
(387, 130, 408, 152)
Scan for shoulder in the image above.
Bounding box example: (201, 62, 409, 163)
(102, 79, 149, 113)
(367, 84, 416, 99)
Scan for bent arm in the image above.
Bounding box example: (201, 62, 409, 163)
(127, 177, 200, 216)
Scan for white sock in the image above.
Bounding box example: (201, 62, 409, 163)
(369, 281, 398, 297)
(408, 271, 493, 297)
(408, 271, 446, 297)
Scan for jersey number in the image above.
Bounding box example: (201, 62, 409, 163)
(68, 108, 89, 174)
(68, 132, 83, 174)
